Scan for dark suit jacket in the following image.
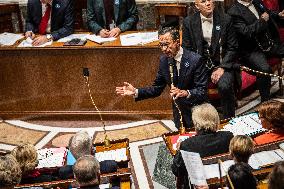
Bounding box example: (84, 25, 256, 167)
(87, 0, 139, 34)
(182, 9, 238, 70)
(228, 0, 281, 54)
(171, 130, 234, 189)
(136, 49, 208, 128)
(25, 0, 74, 41)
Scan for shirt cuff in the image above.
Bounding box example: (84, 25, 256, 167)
(133, 88, 138, 98)
(186, 90, 191, 99)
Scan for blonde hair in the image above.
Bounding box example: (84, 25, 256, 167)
(11, 144, 38, 175)
(192, 103, 220, 132)
(230, 135, 254, 163)
(0, 154, 22, 186)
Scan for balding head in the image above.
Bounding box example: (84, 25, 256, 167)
(73, 155, 100, 186)
(195, 0, 214, 18)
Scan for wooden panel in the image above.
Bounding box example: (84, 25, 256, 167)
(0, 35, 173, 119)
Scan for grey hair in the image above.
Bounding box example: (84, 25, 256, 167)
(73, 155, 100, 186)
(158, 26, 180, 41)
(192, 103, 220, 132)
(69, 131, 93, 160)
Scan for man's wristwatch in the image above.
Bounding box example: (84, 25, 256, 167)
(46, 34, 53, 41)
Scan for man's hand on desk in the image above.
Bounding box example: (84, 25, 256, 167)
(99, 29, 110, 38)
(109, 27, 121, 38)
(116, 82, 136, 96)
(211, 67, 224, 84)
(170, 86, 189, 99)
(32, 35, 49, 46)
(25, 31, 35, 39)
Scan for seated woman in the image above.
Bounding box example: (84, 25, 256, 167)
(268, 161, 284, 189)
(11, 144, 54, 184)
(254, 100, 284, 145)
(229, 135, 254, 163)
(227, 162, 257, 189)
(171, 103, 234, 189)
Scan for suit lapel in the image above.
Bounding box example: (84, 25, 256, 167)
(211, 10, 221, 55)
(192, 13, 203, 54)
(236, 2, 259, 22)
(98, 0, 106, 26)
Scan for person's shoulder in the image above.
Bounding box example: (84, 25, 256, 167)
(227, 2, 241, 15)
(182, 49, 202, 63)
(217, 131, 234, 139)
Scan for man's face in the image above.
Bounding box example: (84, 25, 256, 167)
(158, 32, 180, 58)
(40, 0, 52, 4)
(195, 0, 214, 17)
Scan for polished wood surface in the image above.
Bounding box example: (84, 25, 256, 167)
(0, 32, 173, 119)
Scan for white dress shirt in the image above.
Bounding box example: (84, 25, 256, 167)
(174, 47, 183, 76)
(200, 13, 213, 46)
(238, 0, 260, 19)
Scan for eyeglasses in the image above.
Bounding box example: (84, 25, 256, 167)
(159, 42, 171, 49)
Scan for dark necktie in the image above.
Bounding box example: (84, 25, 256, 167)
(173, 60, 179, 86)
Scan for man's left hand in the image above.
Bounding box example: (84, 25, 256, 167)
(109, 27, 121, 37)
(170, 86, 188, 99)
(32, 35, 49, 46)
(211, 67, 224, 84)
(279, 10, 284, 18)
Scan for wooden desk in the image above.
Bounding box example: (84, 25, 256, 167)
(0, 32, 173, 120)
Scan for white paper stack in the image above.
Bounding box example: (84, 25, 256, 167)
(95, 148, 127, 162)
(0, 32, 24, 46)
(36, 147, 67, 169)
(120, 31, 158, 46)
(220, 112, 266, 136)
(18, 37, 52, 47)
(86, 34, 116, 44)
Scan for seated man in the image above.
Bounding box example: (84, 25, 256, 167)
(87, 0, 139, 38)
(73, 155, 119, 189)
(171, 103, 233, 189)
(116, 27, 208, 129)
(0, 154, 22, 188)
(182, 0, 238, 119)
(229, 135, 254, 163)
(228, 0, 284, 101)
(228, 162, 257, 189)
(59, 131, 117, 179)
(25, 0, 74, 46)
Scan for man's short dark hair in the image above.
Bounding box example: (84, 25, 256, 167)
(158, 26, 180, 41)
(228, 162, 257, 189)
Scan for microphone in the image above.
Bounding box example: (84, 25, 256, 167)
(168, 58, 174, 86)
(83, 67, 89, 77)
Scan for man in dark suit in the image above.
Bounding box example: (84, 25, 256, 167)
(87, 0, 138, 38)
(228, 0, 284, 101)
(172, 103, 233, 189)
(116, 27, 208, 128)
(182, 0, 238, 119)
(25, 0, 74, 46)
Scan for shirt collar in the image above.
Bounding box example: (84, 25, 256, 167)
(200, 13, 213, 23)
(174, 47, 183, 62)
(42, 0, 53, 6)
(237, 0, 253, 7)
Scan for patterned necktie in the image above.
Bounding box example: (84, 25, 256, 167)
(38, 4, 51, 35)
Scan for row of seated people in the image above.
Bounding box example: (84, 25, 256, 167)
(0, 100, 283, 188)
(171, 100, 284, 188)
(0, 131, 123, 188)
(19, 0, 284, 121)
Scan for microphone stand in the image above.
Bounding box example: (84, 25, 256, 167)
(83, 68, 111, 147)
(169, 62, 185, 134)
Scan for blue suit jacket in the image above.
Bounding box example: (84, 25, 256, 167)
(25, 0, 74, 40)
(137, 49, 208, 128)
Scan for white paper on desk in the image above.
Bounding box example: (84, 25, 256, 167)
(0, 32, 24, 46)
(250, 151, 282, 168)
(57, 34, 90, 42)
(140, 31, 158, 45)
(18, 38, 52, 47)
(180, 150, 207, 186)
(86, 34, 116, 44)
(120, 33, 141, 46)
